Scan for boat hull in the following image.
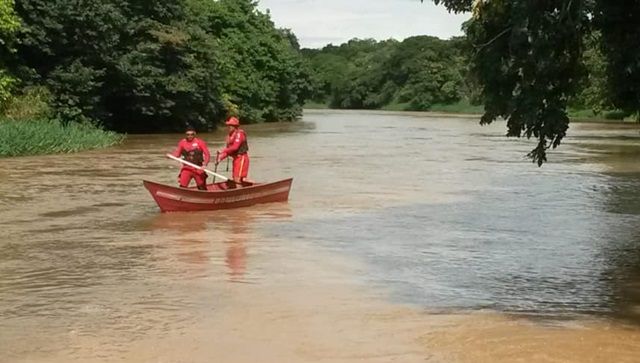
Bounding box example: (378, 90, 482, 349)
(143, 178, 293, 212)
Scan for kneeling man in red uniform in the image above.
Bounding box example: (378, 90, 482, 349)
(216, 117, 250, 185)
(170, 126, 211, 190)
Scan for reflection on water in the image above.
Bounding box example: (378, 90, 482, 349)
(141, 209, 292, 283)
(0, 110, 639, 362)
(597, 171, 640, 322)
(225, 221, 249, 282)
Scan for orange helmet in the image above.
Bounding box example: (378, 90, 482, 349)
(225, 117, 240, 126)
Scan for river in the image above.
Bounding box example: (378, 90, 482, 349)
(1, 110, 639, 362)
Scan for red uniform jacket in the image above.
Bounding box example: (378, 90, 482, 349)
(219, 129, 248, 161)
(171, 138, 210, 171)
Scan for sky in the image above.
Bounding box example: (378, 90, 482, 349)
(256, 0, 470, 49)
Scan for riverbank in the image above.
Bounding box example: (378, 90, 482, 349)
(305, 101, 639, 124)
(0, 118, 124, 157)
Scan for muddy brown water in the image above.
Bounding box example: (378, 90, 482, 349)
(1, 110, 639, 362)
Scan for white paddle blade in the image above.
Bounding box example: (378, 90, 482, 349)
(166, 153, 229, 181)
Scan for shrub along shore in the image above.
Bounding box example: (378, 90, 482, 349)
(0, 119, 123, 157)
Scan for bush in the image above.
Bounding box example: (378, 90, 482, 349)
(0, 118, 123, 157)
(603, 110, 628, 120)
(2, 86, 52, 120)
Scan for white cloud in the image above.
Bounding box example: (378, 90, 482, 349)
(257, 0, 470, 48)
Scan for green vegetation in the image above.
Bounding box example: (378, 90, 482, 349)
(9, 0, 310, 132)
(3, 0, 638, 163)
(428, 0, 640, 164)
(303, 37, 469, 111)
(301, 35, 622, 120)
(303, 100, 329, 109)
(303, 2, 640, 164)
(0, 118, 123, 157)
(1, 0, 312, 156)
(0, 0, 20, 109)
(428, 100, 484, 115)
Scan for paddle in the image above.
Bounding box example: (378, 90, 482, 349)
(166, 153, 229, 181)
(213, 151, 221, 183)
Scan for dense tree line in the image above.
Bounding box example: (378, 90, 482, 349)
(0, 0, 312, 132)
(302, 36, 471, 111)
(302, 33, 617, 119)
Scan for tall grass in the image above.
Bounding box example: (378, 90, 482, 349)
(0, 119, 124, 157)
(428, 100, 484, 114)
(303, 101, 329, 109)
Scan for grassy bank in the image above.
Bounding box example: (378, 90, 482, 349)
(305, 101, 638, 123)
(305, 100, 486, 114)
(426, 101, 485, 115)
(0, 119, 124, 157)
(303, 101, 330, 109)
(304, 100, 484, 114)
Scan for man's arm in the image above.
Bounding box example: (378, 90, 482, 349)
(170, 140, 185, 158)
(218, 131, 244, 161)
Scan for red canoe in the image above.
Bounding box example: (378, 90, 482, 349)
(143, 178, 293, 212)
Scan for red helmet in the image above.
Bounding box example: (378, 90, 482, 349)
(225, 117, 240, 126)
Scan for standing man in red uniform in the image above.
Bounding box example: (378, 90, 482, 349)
(216, 117, 250, 185)
(169, 126, 211, 190)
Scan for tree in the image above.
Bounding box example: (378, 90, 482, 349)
(429, 0, 640, 165)
(302, 36, 465, 111)
(387, 36, 464, 110)
(10, 0, 310, 130)
(188, 0, 312, 123)
(570, 32, 611, 115)
(0, 0, 20, 110)
(14, 0, 205, 129)
(111, 23, 224, 132)
(594, 2, 640, 120)
(328, 39, 396, 109)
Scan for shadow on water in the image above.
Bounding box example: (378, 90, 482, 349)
(268, 171, 640, 325)
(598, 172, 640, 324)
(140, 205, 293, 283)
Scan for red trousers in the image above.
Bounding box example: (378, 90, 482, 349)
(179, 168, 207, 189)
(232, 154, 249, 180)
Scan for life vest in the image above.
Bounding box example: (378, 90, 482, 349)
(181, 146, 204, 166)
(227, 130, 249, 156)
